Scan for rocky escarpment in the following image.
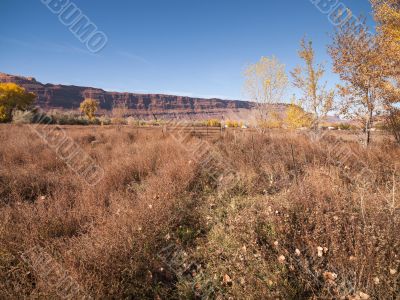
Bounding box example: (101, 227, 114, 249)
(0, 72, 267, 118)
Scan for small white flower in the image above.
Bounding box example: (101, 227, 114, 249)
(317, 246, 324, 257)
(278, 255, 286, 263)
(359, 292, 370, 299)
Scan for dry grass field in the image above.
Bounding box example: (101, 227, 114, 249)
(0, 124, 399, 299)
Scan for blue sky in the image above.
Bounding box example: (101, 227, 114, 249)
(0, 0, 375, 101)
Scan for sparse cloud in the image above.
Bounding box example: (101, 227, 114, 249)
(0, 36, 100, 56)
(116, 50, 150, 65)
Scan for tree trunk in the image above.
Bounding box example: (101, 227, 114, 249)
(366, 124, 371, 146)
(312, 107, 319, 132)
(312, 119, 319, 132)
(365, 109, 373, 146)
(388, 109, 400, 144)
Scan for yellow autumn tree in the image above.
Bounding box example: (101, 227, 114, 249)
(0, 83, 36, 122)
(80, 98, 99, 121)
(291, 38, 334, 131)
(285, 96, 312, 129)
(328, 14, 393, 145)
(372, 0, 400, 92)
(372, 0, 400, 54)
(244, 56, 288, 130)
(371, 0, 400, 141)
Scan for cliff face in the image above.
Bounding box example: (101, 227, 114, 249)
(0, 72, 260, 118)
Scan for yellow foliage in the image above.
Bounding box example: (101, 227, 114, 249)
(285, 103, 312, 129)
(329, 8, 398, 144)
(225, 120, 243, 128)
(205, 119, 221, 127)
(244, 56, 288, 104)
(244, 56, 288, 122)
(373, 0, 400, 44)
(292, 38, 334, 129)
(80, 98, 99, 120)
(372, 0, 400, 97)
(0, 83, 36, 122)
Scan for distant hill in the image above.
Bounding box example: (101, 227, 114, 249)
(1, 72, 284, 120)
(0, 72, 346, 124)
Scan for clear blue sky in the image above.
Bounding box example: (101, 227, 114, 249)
(0, 0, 374, 101)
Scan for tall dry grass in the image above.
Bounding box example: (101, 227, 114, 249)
(0, 124, 399, 299)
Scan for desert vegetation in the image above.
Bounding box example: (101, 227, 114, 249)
(0, 124, 399, 299)
(1, 1, 399, 299)
(0, 83, 36, 123)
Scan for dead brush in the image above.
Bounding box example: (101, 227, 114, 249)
(0, 125, 399, 299)
(255, 154, 400, 299)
